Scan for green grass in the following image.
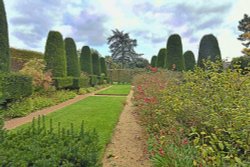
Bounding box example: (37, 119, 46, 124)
(96, 85, 131, 95)
(14, 96, 126, 157)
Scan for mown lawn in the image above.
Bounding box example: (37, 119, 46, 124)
(14, 96, 126, 157)
(96, 84, 131, 95)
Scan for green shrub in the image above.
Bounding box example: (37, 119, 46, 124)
(166, 34, 185, 71)
(86, 87, 96, 93)
(0, 0, 10, 72)
(65, 38, 80, 77)
(157, 48, 167, 68)
(78, 88, 88, 95)
(197, 34, 221, 68)
(53, 77, 73, 89)
(98, 73, 105, 85)
(231, 55, 250, 74)
(0, 73, 32, 102)
(183, 50, 196, 71)
(90, 75, 98, 86)
(150, 55, 157, 67)
(71, 76, 89, 89)
(80, 46, 93, 75)
(100, 57, 107, 76)
(92, 53, 101, 76)
(0, 118, 101, 166)
(44, 31, 67, 77)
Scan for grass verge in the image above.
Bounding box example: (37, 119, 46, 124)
(96, 85, 131, 95)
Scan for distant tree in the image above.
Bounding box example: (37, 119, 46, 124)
(183, 50, 196, 71)
(166, 34, 185, 71)
(0, 0, 10, 72)
(65, 38, 80, 77)
(128, 57, 149, 68)
(105, 56, 121, 69)
(100, 57, 107, 75)
(157, 48, 167, 68)
(107, 29, 140, 68)
(150, 55, 157, 67)
(238, 14, 250, 56)
(197, 34, 221, 68)
(44, 31, 67, 77)
(80, 46, 93, 75)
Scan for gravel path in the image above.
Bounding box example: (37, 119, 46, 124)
(102, 89, 152, 167)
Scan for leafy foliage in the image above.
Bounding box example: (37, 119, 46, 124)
(44, 31, 67, 77)
(184, 50, 196, 71)
(65, 38, 80, 77)
(0, 117, 101, 166)
(166, 34, 185, 71)
(157, 48, 167, 68)
(231, 55, 250, 74)
(197, 34, 221, 68)
(80, 46, 93, 75)
(53, 77, 73, 89)
(238, 14, 250, 56)
(0, 0, 10, 72)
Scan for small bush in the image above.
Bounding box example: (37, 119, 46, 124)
(90, 75, 98, 86)
(71, 76, 89, 89)
(53, 77, 73, 89)
(78, 88, 88, 95)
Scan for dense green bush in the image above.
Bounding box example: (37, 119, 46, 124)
(80, 46, 93, 75)
(71, 76, 89, 89)
(0, 118, 100, 166)
(150, 55, 157, 67)
(183, 50, 196, 71)
(53, 77, 73, 89)
(65, 38, 80, 77)
(166, 34, 185, 71)
(100, 57, 107, 76)
(0, 73, 32, 102)
(44, 31, 67, 77)
(90, 75, 98, 86)
(231, 55, 250, 74)
(98, 73, 105, 85)
(157, 48, 167, 68)
(0, 0, 10, 72)
(198, 34, 221, 68)
(92, 52, 101, 76)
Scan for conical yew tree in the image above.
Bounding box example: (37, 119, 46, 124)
(80, 46, 93, 75)
(44, 31, 67, 77)
(157, 48, 166, 68)
(92, 52, 101, 76)
(100, 57, 107, 75)
(184, 50, 196, 71)
(150, 55, 157, 67)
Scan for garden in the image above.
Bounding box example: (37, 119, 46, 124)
(1, 0, 250, 166)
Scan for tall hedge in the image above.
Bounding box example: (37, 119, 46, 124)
(100, 57, 107, 75)
(0, 0, 10, 72)
(80, 46, 93, 75)
(166, 34, 185, 71)
(150, 55, 157, 67)
(64, 38, 80, 77)
(197, 34, 221, 68)
(157, 48, 166, 68)
(184, 50, 196, 71)
(92, 52, 101, 76)
(44, 31, 67, 77)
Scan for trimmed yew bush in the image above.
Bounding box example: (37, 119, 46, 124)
(197, 34, 221, 68)
(92, 52, 101, 76)
(100, 57, 107, 76)
(0, 0, 10, 72)
(44, 31, 67, 77)
(157, 48, 166, 68)
(166, 34, 185, 71)
(65, 38, 80, 77)
(80, 46, 93, 75)
(150, 55, 157, 67)
(184, 50, 196, 71)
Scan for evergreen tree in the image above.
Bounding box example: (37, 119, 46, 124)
(183, 50, 196, 71)
(100, 57, 107, 75)
(166, 34, 185, 71)
(0, 0, 10, 72)
(92, 52, 101, 76)
(150, 55, 157, 67)
(44, 31, 67, 77)
(157, 48, 166, 68)
(64, 37, 80, 77)
(197, 34, 221, 68)
(238, 14, 250, 56)
(80, 46, 93, 75)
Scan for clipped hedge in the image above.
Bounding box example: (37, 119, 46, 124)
(98, 73, 105, 85)
(150, 55, 157, 67)
(157, 48, 167, 68)
(184, 50, 196, 71)
(90, 75, 98, 86)
(53, 77, 73, 89)
(71, 76, 89, 89)
(0, 73, 32, 102)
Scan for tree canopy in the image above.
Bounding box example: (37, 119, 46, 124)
(238, 14, 250, 56)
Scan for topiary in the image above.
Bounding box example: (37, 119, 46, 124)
(100, 57, 107, 76)
(92, 52, 101, 76)
(64, 37, 80, 77)
(150, 55, 157, 67)
(80, 46, 93, 75)
(0, 0, 10, 72)
(183, 50, 196, 71)
(157, 48, 166, 68)
(166, 34, 185, 71)
(197, 34, 221, 68)
(44, 31, 67, 77)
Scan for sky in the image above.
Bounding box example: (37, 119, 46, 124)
(4, 0, 250, 61)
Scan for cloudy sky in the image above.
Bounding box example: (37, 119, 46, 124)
(4, 0, 250, 61)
